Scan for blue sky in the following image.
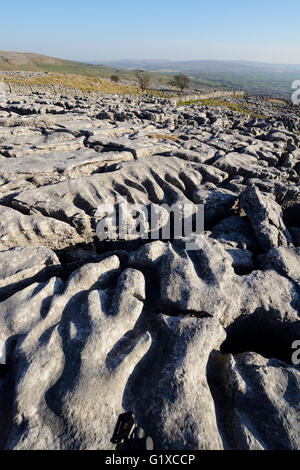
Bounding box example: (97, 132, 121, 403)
(0, 0, 299, 63)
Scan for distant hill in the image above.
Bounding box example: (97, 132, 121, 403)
(94, 59, 300, 98)
(2, 52, 299, 98)
(0, 50, 125, 77)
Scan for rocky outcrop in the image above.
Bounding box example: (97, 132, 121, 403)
(209, 352, 300, 450)
(0, 246, 61, 301)
(0, 89, 299, 450)
(240, 185, 293, 252)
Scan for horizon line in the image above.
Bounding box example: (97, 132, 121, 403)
(86, 58, 300, 66)
(1, 50, 300, 67)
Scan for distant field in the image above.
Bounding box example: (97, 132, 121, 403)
(2, 51, 298, 99)
(189, 71, 296, 99)
(98, 59, 300, 99)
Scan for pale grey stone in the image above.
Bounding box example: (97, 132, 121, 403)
(240, 185, 293, 252)
(124, 315, 226, 450)
(209, 352, 300, 450)
(0, 246, 60, 300)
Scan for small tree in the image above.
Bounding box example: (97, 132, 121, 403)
(133, 70, 151, 93)
(110, 74, 120, 83)
(171, 74, 190, 93)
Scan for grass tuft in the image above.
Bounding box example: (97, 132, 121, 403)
(177, 98, 266, 118)
(268, 98, 287, 105)
(148, 133, 179, 142)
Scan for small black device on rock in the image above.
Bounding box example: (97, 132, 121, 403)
(111, 412, 154, 450)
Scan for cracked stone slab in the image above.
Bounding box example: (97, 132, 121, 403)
(240, 185, 293, 252)
(124, 315, 226, 450)
(0, 148, 134, 194)
(215, 152, 286, 180)
(209, 352, 300, 450)
(0, 246, 61, 301)
(10, 156, 203, 241)
(0, 205, 85, 251)
(0, 256, 153, 450)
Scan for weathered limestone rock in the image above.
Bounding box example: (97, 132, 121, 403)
(0, 88, 299, 451)
(261, 246, 300, 286)
(194, 187, 237, 226)
(215, 152, 285, 180)
(0, 148, 134, 194)
(128, 241, 168, 267)
(124, 315, 226, 450)
(171, 143, 217, 163)
(2, 136, 86, 158)
(238, 268, 300, 325)
(209, 215, 258, 251)
(0, 246, 60, 301)
(10, 156, 203, 242)
(209, 352, 300, 450)
(225, 247, 254, 274)
(240, 185, 293, 252)
(157, 239, 243, 323)
(0, 257, 152, 450)
(0, 205, 84, 251)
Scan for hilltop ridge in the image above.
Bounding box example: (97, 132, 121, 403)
(0, 50, 170, 85)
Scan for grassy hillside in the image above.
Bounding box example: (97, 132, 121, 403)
(2, 52, 298, 98)
(0, 51, 170, 85)
(1, 72, 141, 94)
(0, 51, 108, 76)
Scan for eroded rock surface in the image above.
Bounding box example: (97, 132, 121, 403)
(0, 89, 299, 450)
